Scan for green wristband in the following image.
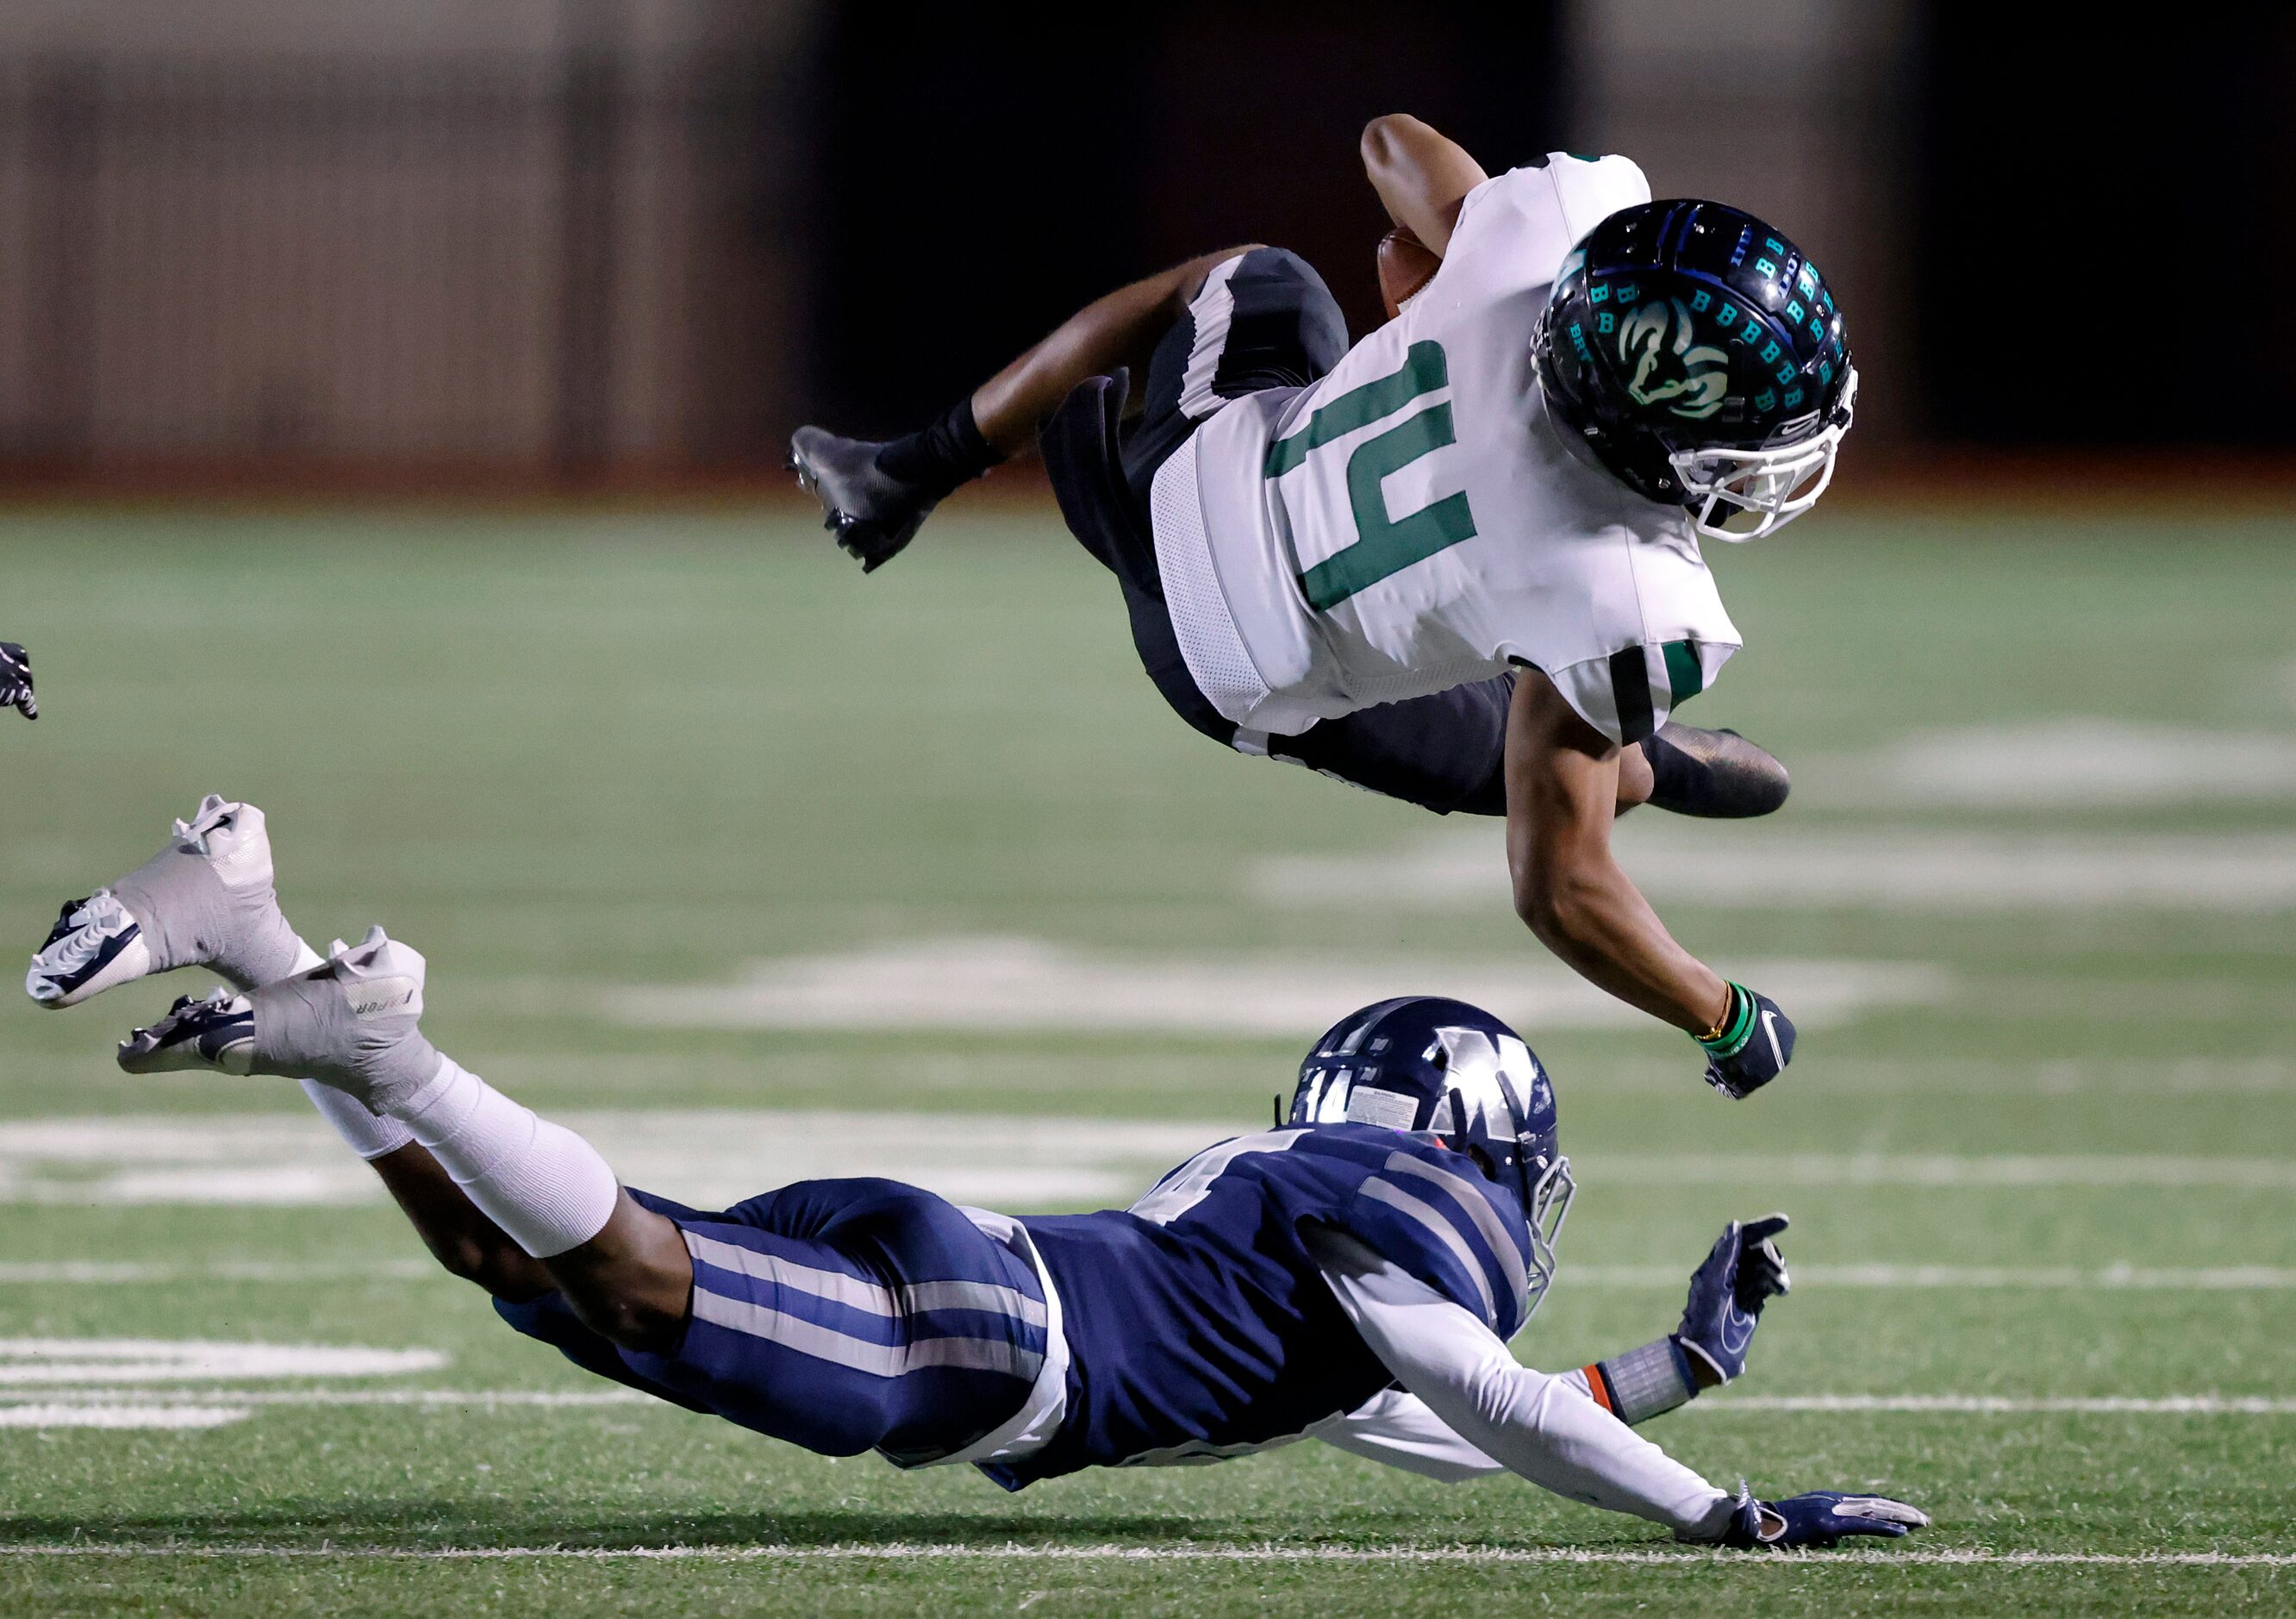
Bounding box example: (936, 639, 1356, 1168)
(1695, 983, 1757, 1059)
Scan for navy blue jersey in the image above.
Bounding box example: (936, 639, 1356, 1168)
(986, 1123, 1532, 1487)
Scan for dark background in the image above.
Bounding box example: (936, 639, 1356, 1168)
(806, 3, 1566, 435)
(0, 0, 2289, 481)
(1914, 5, 2296, 446)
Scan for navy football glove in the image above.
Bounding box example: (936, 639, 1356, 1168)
(0, 642, 32, 721)
(1673, 1214, 1790, 1385)
(1719, 1488, 1930, 1549)
(1700, 982, 1793, 1098)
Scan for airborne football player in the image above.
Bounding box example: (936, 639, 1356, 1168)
(30, 798, 1925, 1552)
(792, 116, 1854, 1100)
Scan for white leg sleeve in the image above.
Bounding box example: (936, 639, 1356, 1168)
(278, 936, 415, 1160)
(301, 1078, 415, 1160)
(387, 1057, 621, 1259)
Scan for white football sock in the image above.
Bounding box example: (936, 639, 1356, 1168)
(302, 1077, 415, 1159)
(389, 1057, 620, 1259)
(274, 941, 414, 1161)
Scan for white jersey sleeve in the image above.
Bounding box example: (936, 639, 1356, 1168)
(1307, 1226, 1733, 1537)
(1307, 1386, 1504, 1482)
(1151, 155, 1743, 748)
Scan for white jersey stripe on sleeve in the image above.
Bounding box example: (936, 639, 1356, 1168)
(1359, 1175, 1498, 1319)
(1381, 1153, 1529, 1316)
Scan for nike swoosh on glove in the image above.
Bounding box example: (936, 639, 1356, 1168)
(1674, 1214, 1790, 1384)
(1700, 983, 1794, 1099)
(1719, 1488, 1931, 1549)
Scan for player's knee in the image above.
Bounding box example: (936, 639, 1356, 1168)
(425, 1232, 550, 1304)
(565, 1283, 687, 1355)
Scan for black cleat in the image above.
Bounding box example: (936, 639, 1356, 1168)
(1640, 724, 1791, 818)
(789, 426, 939, 573)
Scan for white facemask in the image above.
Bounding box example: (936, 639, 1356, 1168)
(1671, 366, 1858, 542)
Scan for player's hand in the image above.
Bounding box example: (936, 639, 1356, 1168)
(1719, 1489, 1930, 1549)
(1673, 1214, 1789, 1385)
(0, 642, 33, 721)
(1700, 983, 1793, 1098)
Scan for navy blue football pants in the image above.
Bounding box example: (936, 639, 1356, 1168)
(495, 1181, 1048, 1466)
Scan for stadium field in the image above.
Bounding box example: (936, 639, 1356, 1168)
(1, 506, 2292, 1615)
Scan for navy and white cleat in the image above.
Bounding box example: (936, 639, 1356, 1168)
(28, 891, 152, 1009)
(118, 988, 259, 1075)
(119, 926, 440, 1110)
(27, 795, 313, 1009)
(789, 425, 939, 573)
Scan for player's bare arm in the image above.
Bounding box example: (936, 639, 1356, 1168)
(1358, 114, 1487, 252)
(1504, 668, 1727, 1032)
(968, 249, 1259, 459)
(1505, 672, 1797, 1096)
(793, 246, 1259, 570)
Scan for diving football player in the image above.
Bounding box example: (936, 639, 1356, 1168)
(793, 116, 1850, 1099)
(29, 799, 1924, 1550)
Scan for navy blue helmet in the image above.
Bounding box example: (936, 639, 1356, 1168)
(1289, 997, 1574, 1317)
(1532, 199, 1856, 541)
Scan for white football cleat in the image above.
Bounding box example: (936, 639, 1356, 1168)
(120, 926, 439, 1110)
(27, 891, 153, 1009)
(116, 987, 259, 1075)
(28, 796, 315, 1010)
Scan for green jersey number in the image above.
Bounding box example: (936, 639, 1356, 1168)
(1263, 340, 1478, 612)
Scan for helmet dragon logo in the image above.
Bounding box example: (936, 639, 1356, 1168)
(1618, 298, 1729, 420)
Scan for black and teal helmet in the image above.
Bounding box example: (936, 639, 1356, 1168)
(1532, 200, 1856, 540)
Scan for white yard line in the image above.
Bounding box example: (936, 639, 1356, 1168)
(0, 1542, 2288, 1567)
(607, 936, 1946, 1035)
(1570, 1263, 2296, 1290)
(1696, 1396, 2296, 1415)
(3, 1389, 2289, 1418)
(1253, 824, 2296, 911)
(0, 1404, 249, 1429)
(0, 1260, 438, 1285)
(0, 1388, 650, 1408)
(1581, 1154, 2296, 1188)
(1797, 721, 2296, 810)
(0, 1339, 446, 1387)
(1559, 1057, 2296, 1096)
(13, 1110, 2288, 1210)
(11, 1260, 2294, 1291)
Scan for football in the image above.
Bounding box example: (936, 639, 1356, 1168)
(1376, 224, 1442, 317)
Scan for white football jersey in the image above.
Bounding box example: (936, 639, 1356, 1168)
(1148, 154, 1742, 746)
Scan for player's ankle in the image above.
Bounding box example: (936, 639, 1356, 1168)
(876, 397, 1004, 497)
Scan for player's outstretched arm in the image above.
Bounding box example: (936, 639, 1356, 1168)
(1359, 115, 1487, 255)
(1310, 1231, 1926, 1547)
(1504, 671, 1795, 1097)
(1324, 1216, 1794, 1475)
(1310, 1228, 1735, 1536)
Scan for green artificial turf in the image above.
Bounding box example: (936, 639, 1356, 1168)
(0, 505, 2289, 1613)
